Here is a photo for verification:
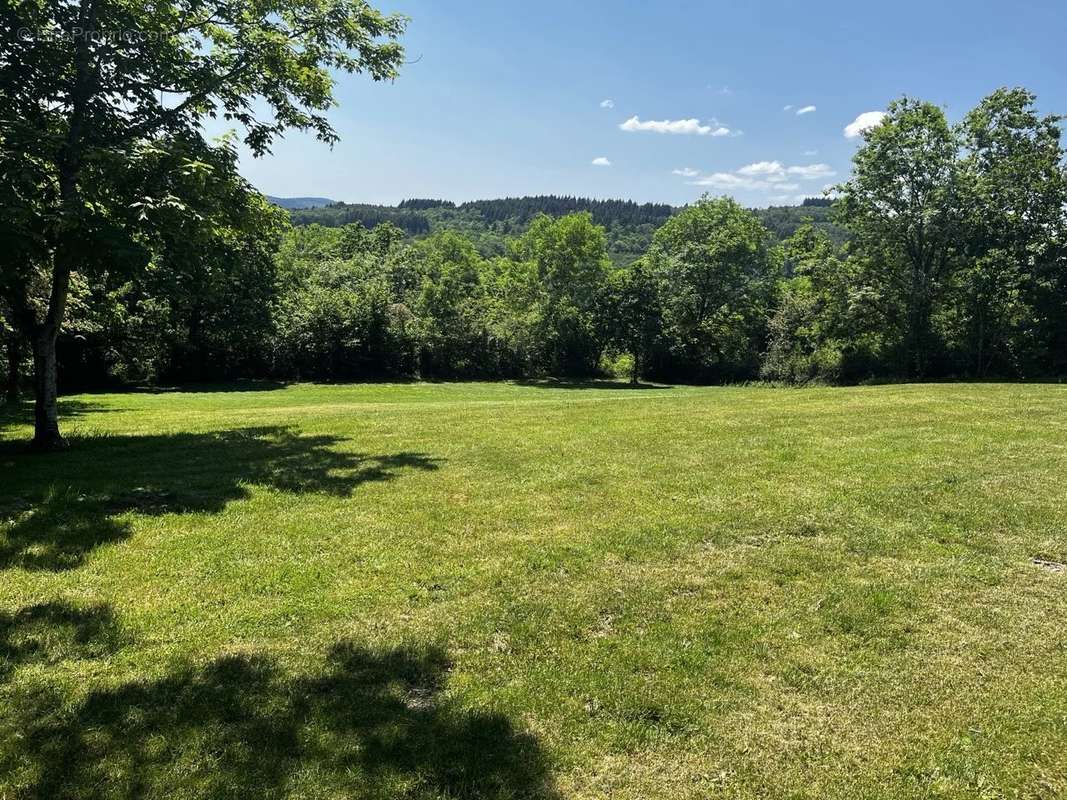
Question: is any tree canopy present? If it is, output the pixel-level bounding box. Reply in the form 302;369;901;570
0;0;407;446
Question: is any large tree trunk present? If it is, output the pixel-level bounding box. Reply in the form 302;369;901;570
5;333;19;405
908;289;933;379
32;324;65;449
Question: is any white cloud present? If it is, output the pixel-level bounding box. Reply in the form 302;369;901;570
738;160;785;177
687;171;799;192
679;160;833;193
803;149;818;156
845;110;887;138
600;99;614;109
733;161;834;182
672;167;699;177
796;105;816;115
689;172;756;189
737;162;773;176
591;156;611;167
619;116;733;136
786;163;836;180
783;104;794;112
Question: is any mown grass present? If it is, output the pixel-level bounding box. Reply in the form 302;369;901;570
1;381;1065;799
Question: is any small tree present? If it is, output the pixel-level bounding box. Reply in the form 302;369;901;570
598;260;662;383
761;224;849;384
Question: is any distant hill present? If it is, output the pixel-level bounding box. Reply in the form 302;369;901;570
291;195;671;229
756;202;849;246
285;194;849;261
267;196;337;210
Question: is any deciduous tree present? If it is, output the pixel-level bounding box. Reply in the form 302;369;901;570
649;196;777;381
836;99;961;377
0;0;406;447
953;88;1067;376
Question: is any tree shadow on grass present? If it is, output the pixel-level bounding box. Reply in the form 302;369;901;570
514;378;672;390
118;379;291;394
0;601;125;681
0;427;441;571
0;399;120;433
0;602;557;799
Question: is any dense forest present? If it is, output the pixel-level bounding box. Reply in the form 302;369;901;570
287;194;845;262
4;88;1066;428
294;195;673;229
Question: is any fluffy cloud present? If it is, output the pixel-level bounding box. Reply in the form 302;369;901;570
600;99;614;109
689;172;757;189
786;163;835;179
732;161;835;181
783;104;794;112
688;172;800;192
679;161;834;193
738;160;785;176
672;167;699;177
619;116;733;136
845;111;887;138
591;156;612;167
796;105;816;115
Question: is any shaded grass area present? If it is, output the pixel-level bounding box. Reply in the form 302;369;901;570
1;609;552;799
0;427;438;571
1;381;1066;798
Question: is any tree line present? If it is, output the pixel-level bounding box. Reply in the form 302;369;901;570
459;196;675;227
290;195;679;262
287;194;843;266
293;196;674;233
290;203;432;235
7;86;1064;398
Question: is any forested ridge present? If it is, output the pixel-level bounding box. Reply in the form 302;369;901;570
295;195;674;228
286;194;845;260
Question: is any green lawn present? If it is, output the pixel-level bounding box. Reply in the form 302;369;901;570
1;381;1065;799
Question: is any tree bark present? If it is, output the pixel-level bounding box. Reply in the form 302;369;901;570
32;324;66;449
5;333;19;405
21;0;96;449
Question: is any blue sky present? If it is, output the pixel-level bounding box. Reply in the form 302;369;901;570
234;0;1067;208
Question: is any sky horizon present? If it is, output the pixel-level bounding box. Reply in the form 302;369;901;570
226;0;1067;208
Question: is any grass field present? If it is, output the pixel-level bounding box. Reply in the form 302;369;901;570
1;381;1066;799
